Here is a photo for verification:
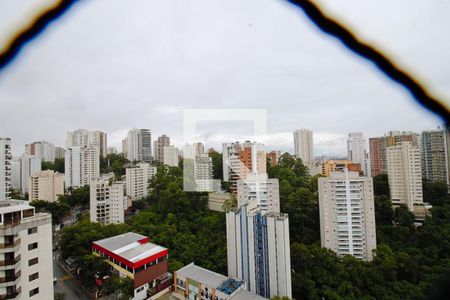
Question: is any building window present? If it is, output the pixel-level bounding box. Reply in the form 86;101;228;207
29;257;39;266
28;227;38;234
29;288;39;297
29;272;39;281
28;242;38;251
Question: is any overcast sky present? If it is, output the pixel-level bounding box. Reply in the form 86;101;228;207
0;0;448;157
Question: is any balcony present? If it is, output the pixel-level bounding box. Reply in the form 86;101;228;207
0;271;21;284
0;286;21;300
0;239;20;250
0;255;21;267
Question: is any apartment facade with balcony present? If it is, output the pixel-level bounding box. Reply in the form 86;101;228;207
318;170;377;261
0;138;12;201
0;200;53;299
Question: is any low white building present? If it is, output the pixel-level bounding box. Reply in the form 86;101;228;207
173;263;266;300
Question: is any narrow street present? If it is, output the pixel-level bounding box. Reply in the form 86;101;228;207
53;250;92;299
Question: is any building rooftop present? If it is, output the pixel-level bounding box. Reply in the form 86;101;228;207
177;263;228;289
231;289;267;300
174;263;263;298
93;232;167;268
0;200;33;213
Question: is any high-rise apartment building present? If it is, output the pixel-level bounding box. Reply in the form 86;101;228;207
90;179;126;224
318;170;377;261
28;170;64;202
65;146;100;188
194;154;215;191
11;155;42;194
127;129;152;162
386;141;423;211
0;200;54;299
226;205;291;298
0;138;12;201
66;129;107;158
154;134;170;162
55;147;65;159
25;141;55;163
237;174;280;213
223;142;266;194
163;145;179;167
122;137;128;157
422;129;449;184
347;132;371;176
369;131;420;177
125;163;157;201
293;129;313;163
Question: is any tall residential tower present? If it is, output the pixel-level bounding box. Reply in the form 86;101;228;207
318;170;377;261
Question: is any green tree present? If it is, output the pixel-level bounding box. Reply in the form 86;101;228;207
373;174;389;196
209;150;223;180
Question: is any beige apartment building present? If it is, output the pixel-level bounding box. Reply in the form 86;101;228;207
386;141;423;212
318;170;377;261
28;170;64;202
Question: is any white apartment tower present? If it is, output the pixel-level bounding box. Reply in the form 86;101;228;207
421;129;449;184
66;129;107;158
163;145;179;167
0;138;12;201
347;132;371;176
387;141;423;211
127;129;152;162
194;154;215;192
125;163;157;201
65;146;100;188
11;155;42;194
25;141;55;163
90;180;126;224
226;206;291;298
237;174;280;213
318;170;377;261
0;200;54;299
293;129;313;163
28;170;64;202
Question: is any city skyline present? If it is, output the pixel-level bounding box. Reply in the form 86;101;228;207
0;0;447;157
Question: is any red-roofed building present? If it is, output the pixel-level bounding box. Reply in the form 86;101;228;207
93;232;172;299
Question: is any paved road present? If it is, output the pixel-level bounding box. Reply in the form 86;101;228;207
53;250;92;300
